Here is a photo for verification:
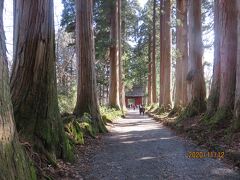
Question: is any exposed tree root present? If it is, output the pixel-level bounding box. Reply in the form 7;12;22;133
203;107;233;128
177;99;206;122
168;106;183;117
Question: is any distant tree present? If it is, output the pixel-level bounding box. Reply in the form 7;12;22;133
206;0;220;116
11;0;71;159
147;32;153;105
74;0;106;132
152;0;157;103
109;0;121;109
118;0;126;110
61;0;75;32
56;30;76;95
159;0;164;106
160;0;172;109
61;0;143;106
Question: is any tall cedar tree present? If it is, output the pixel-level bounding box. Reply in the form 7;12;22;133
160;0;164;106
186;0;206;115
118;0;126;110
0;1;36;179
206;0;220;116
160;0;172;109
11;0;71;159
212;0;237;123
174;0;188;108
147;33;153;105
152;0;157;103
235;0;240;129
109;0;121;109
74;0;106;132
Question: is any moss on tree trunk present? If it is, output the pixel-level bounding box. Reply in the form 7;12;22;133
0;1;36;177
207;0;237;126
11;0;72;161
0;138;36;180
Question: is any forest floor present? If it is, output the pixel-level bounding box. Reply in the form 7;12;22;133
57;110;240;179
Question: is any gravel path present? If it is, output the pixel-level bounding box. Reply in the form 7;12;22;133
83;110;240;180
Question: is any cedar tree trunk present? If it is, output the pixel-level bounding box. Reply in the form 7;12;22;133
0;1;36;178
152;0;157;103
11;0;71;160
74;0;106;132
109;0;121;109
235;0;240;129
118;0;126;110
186;0;206;115
147;33;153;105
218;0;237;111
160;0;172;109
175;0;188;108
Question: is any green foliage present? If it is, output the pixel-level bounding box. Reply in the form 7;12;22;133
61;0;75;32
65;120;84;144
100;106;123;123
81;113;98;137
201;0;214;48
58;85;77;113
60;0;149;96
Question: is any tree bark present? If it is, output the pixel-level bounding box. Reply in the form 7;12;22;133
74;0;106;132
109;0;121;109
152;0;157;103
234;0;240;129
206;0;220;115
160;0;172;109
160;0;164;106
118;0;126;110
0;1;36;178
186;0;206;115
218;0;237;110
181;0;188;107
147;33;153;105
164;0;172;108
11;0;71;160
175;0;188;108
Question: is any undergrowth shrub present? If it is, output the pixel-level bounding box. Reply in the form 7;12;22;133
100;106;123;123
58;85;77;114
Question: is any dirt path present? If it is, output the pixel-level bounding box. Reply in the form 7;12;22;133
80;110;240;180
